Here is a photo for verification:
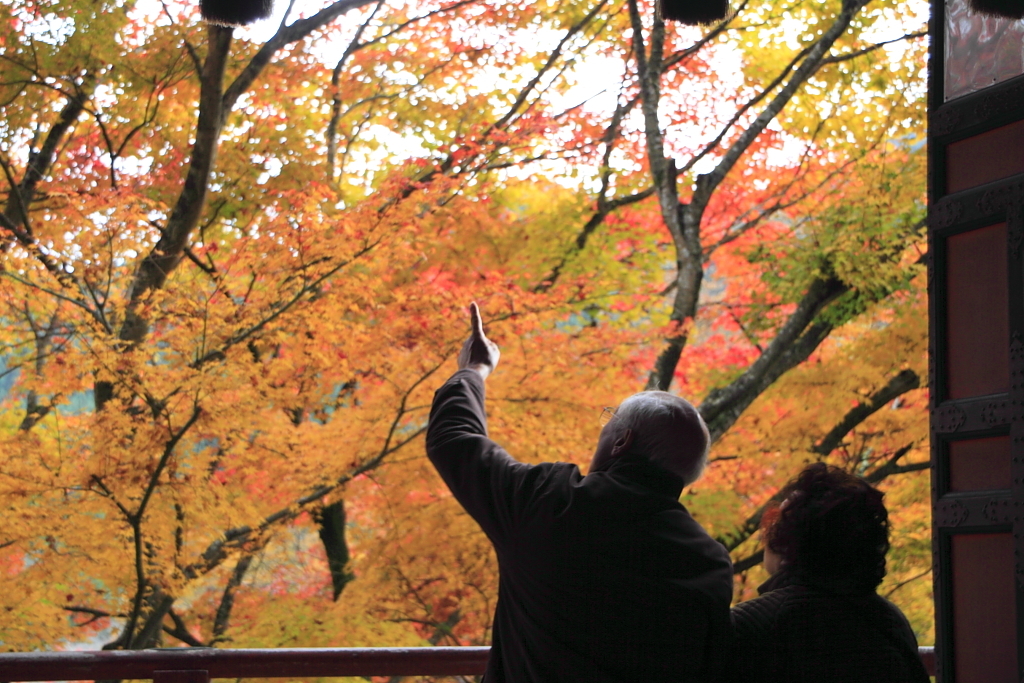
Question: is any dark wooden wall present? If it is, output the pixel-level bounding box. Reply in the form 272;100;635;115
928;1;1024;678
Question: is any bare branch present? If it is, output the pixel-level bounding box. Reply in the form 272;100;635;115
327;0;386;180
89;475;134;520
821;31;927;65
690;0;869;209
489;0;611;134
883;567;931;599
2;74;94;236
134;407;203;524
813;370;920;455
165;609;207;647
115;26;232;346
64;605;118;627
222;0;381;113
212;554;254;641
700;276;847;439
676;42;814;180
864;443;927;484
732;549;764;574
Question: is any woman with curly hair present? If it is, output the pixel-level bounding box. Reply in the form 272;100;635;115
727;463;930;683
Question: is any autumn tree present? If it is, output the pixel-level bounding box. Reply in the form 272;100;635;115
0;0;931;655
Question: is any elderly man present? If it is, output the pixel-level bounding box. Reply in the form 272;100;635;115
425;303;733;683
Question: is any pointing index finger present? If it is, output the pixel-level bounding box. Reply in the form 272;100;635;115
470;302;485;338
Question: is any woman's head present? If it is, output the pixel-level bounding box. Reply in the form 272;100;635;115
763;463;890;590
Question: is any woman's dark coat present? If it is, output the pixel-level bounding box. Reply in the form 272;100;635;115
728;571;931;683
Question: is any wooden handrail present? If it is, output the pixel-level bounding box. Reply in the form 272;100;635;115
0;647;490;681
0;645;936;681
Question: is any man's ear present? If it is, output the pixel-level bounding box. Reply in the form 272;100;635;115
611;428;634;456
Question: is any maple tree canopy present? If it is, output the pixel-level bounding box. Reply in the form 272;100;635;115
0;0;932;653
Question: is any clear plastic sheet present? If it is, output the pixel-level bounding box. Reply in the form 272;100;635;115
945;0;1024;101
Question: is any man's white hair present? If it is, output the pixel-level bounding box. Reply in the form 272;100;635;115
614;391;709;486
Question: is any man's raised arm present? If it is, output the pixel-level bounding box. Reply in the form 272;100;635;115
426;303;520;542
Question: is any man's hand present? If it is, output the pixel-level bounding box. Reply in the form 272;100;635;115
457;302;500;379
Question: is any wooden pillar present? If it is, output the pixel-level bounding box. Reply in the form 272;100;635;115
928;0;1024;680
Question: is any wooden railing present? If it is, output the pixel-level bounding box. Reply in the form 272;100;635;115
0;645;936;681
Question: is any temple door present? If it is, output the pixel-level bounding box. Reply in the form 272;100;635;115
928;1;1024;680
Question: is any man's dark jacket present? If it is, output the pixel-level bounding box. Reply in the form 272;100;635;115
727;570;930;683
426;370;734;683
